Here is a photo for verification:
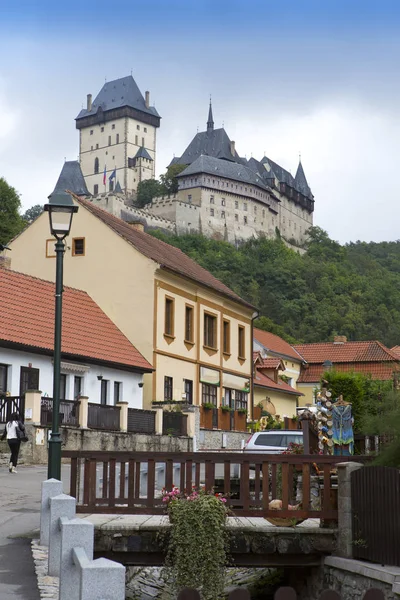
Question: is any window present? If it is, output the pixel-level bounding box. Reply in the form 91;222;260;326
164;376;173;401
262;209;265;218
221;211;225;218
0;364;8;393
114;381;122;404
135;135;138;145
91;146;93;150
96;143;99;149
94;157;99;174
108;135;111;146
142;137;145;146
210;196;214;204
238;325;246;358
144;127;147;133
244;216;248;224
254;205;257;213
223;320;230;354
165;297;174;336
137;124;140;130
204;313;217;348
100;380;109;405
221;198;225;206
116;133;119;143
90;130;93;135
101;127;104;132
210;208;214;216
74;376;82;399
235;391;248;411
46;239;56;258
244;203;248;211
72;238;85;256
60;374;67;399
202;383;217;406
235;201;239;209
185;305;194;343
93;184;98;195
235;214;238;221
184;379;193;404
188;194;192;203
109;180;114;192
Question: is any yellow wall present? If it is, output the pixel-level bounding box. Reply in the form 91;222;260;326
282;359;302;388
296;384;316;406
254;385;298;420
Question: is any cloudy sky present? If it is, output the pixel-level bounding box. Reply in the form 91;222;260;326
1;0;400;243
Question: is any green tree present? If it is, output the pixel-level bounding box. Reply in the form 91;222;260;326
0;178;25;245
136;179;163;208
22;204;44;223
361;390;400;466
160;164;187;195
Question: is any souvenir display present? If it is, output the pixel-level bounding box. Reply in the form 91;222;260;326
315;388;334;454
332;395;354;456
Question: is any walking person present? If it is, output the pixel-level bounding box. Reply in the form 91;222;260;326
1;412;25;473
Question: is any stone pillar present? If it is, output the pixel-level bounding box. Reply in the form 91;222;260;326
116;402;128;432
59;517;94;600
336;461;363;558
40;478;63;546
154;406;163;435
182;406;195;437
24;390;42;425
78;396;89;429
48;494;76;576
72;547;126;600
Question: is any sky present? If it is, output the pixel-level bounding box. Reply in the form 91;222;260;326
1;0;400;243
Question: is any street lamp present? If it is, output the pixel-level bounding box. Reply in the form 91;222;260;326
44;192;78;479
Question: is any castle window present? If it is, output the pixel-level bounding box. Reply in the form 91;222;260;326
109;180;114;192
137;125;140;130
72;238;85;257
94;157;99;174
141;137;144;146
221;198;225;206
235;201;239;209
210;196;214;204
90;130;93;135
112;124;115;129
212;179;215;184
108;136;111;146
188;194;192;203
235;214;238;221
144;127;147;133
294;222;296;230
101;127;104;132
135;135;138;145
254;205;257;213
244;216;248;224
93;184;98;195
244;203;248;211
91;146;93;151
96;143;99;149
221;211;225;218
210;208;215;216
262;209;265;218
289;220;291;227
283;217;286;224
116;134;119;143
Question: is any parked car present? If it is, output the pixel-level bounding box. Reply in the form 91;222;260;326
243;430;304;454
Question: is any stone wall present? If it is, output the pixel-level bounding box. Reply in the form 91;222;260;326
198;429;249;450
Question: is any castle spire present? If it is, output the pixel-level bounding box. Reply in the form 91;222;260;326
295;158;311;195
207;98;214;132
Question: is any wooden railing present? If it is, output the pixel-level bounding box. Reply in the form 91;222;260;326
0;396;24;423
87;403;120;431
63;450;366;520
40;397;79;427
128;408;155;434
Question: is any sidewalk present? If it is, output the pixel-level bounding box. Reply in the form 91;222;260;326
0;464;68;599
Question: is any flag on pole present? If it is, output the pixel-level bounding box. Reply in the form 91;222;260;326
109;168;116;181
103;165;107;186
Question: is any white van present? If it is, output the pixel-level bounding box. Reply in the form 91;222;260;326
243;430;303;454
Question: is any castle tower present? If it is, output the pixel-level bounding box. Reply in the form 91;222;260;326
75;75;161;199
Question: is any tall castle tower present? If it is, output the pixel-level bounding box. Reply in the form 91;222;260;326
75;75;161;199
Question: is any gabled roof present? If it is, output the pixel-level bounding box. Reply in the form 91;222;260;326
72;196;255;310
76;75;160;120
293;340;400;364
391;346;400;358
295;160;311;196
170;127;242;166
177;155;269;192
260;156;313;200
259;357;285;370
254;328;304;362
49;161;90;199
134;146;153;161
0;268;152;372
297;362;398;383
254;370;303;396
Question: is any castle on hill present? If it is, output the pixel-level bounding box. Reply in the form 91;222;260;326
52;75;314;247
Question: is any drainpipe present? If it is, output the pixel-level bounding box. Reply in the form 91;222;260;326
250;310;260;422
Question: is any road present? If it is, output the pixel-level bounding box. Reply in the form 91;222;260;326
0;465;69;599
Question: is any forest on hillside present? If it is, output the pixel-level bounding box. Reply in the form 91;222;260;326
150;227;400;348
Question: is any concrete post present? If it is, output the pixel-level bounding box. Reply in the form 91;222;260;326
336;461;363;558
182;406;196;438
78;396;89;429
40;478;63;546
116;401;128;432
48;494;76;576
59;518;94;600
154;406;163;435
24;390;42;425
73;547;126;600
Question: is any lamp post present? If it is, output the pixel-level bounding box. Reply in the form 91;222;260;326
44;192;78;480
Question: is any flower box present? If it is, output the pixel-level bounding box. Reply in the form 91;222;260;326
219;408;231;431
253;406;262;421
200;406;213;429
234;411;247;432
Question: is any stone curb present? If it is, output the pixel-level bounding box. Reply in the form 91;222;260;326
31;539;59;600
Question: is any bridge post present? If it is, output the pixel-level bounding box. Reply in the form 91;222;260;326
48;494;76;576
336;461;363;558
40;478;63;545
59;517;94;600
78;396;89;428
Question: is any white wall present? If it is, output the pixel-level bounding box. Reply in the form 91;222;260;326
0;347;144;409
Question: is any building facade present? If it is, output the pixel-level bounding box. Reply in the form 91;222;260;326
76;75;160;199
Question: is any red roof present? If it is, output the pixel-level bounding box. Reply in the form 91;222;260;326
297;362;398;383
0;268;152;372
391;346;400;359
254;328;303;361
294;340;399;364
254;370;303;396
74;196;254;310
261;358;283;370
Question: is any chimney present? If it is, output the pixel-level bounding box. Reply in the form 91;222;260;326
145;91;150;109
87;94;92;111
333;335;347;344
127;221;145;232
230;140;236;156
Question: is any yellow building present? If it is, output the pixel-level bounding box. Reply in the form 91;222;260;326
8;194;255;427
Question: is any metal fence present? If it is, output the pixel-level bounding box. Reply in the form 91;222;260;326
127;408;155;434
0;396;24;424
352;465;400;566
87;403;120;431
40;397;79;427
163;411;188;436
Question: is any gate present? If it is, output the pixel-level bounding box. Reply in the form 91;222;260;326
352;466;400;566
0;396;24;423
162;412;188;436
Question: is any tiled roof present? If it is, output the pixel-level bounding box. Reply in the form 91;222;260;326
254;328;304;361
170;127;241;166
74;196;254;310
297;362;399;383
0;268;152;372
293;340;400;364
261;358;283;370
49;161;90;199
391;346;400;358
254;370;303;396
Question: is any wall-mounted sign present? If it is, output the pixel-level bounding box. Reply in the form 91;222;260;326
200;366;220;386
223;373;250;392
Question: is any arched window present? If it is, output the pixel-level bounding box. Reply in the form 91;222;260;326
94;157;99;174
